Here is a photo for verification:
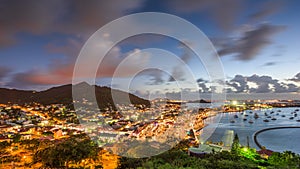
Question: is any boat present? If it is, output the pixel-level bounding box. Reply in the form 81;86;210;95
248;120;254;124
276;113;279;115
267;116;272;118
270;111;274;114
271;117;277;121
230;120;235;123
264;112;268;116
244;114;249;117
294;114;297;117
295;109;299;111
249;111;253;114
281;115;286;117
263;119;270;122
297;119;300;122
254;113;259;119
243;118;247;121
234;115;238;118
277;110;282;112
289;117;294;120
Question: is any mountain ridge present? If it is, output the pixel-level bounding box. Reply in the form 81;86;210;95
0;83;150;110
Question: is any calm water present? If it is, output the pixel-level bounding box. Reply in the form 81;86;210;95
200;107;300;154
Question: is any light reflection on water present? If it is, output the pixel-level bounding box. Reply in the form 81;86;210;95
201;107;300;154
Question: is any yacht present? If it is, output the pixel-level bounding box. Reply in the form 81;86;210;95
263;119;270;122
254;113;259;119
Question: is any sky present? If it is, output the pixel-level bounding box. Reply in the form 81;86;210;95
0;0;300;100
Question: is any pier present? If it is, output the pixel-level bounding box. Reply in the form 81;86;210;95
253;126;300;149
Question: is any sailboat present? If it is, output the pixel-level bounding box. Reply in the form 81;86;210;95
254;113;259;119
248;117;254;124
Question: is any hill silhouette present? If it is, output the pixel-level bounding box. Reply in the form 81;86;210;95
0;82;150;110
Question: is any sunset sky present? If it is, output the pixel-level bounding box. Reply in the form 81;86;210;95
0;0;300;100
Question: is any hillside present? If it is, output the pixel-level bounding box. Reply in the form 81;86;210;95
0;82;150;110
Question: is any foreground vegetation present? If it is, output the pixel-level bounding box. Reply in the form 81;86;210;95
1;134;300;168
118;149;300;169
118;136;300;169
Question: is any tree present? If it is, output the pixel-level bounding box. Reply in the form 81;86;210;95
33;138;99;168
231;133;240;154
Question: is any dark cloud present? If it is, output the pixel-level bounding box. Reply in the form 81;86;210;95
197;78;208;83
0;67;10;79
218;24;286;60
167;0;242;31
249;1;282;22
8;45;151;88
198;83;210;93
0;67;11;84
168;66;185;82
227;74;300;93
289;73;300;82
168;42;193;82
0;0;144;47
262;62;277;67
6;71;53;90
139;69;166;85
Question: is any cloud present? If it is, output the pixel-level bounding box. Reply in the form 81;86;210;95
249;1;282;22
0;66;11;86
227;74;300;93
8;37;151;88
218;24;286;60
261;62;277;67
0;67;11;80
167;0;242;31
289;73;300;82
168;66;186;82
227;75;248;93
168;42;193;82
0;0;144;47
139;69;166;85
